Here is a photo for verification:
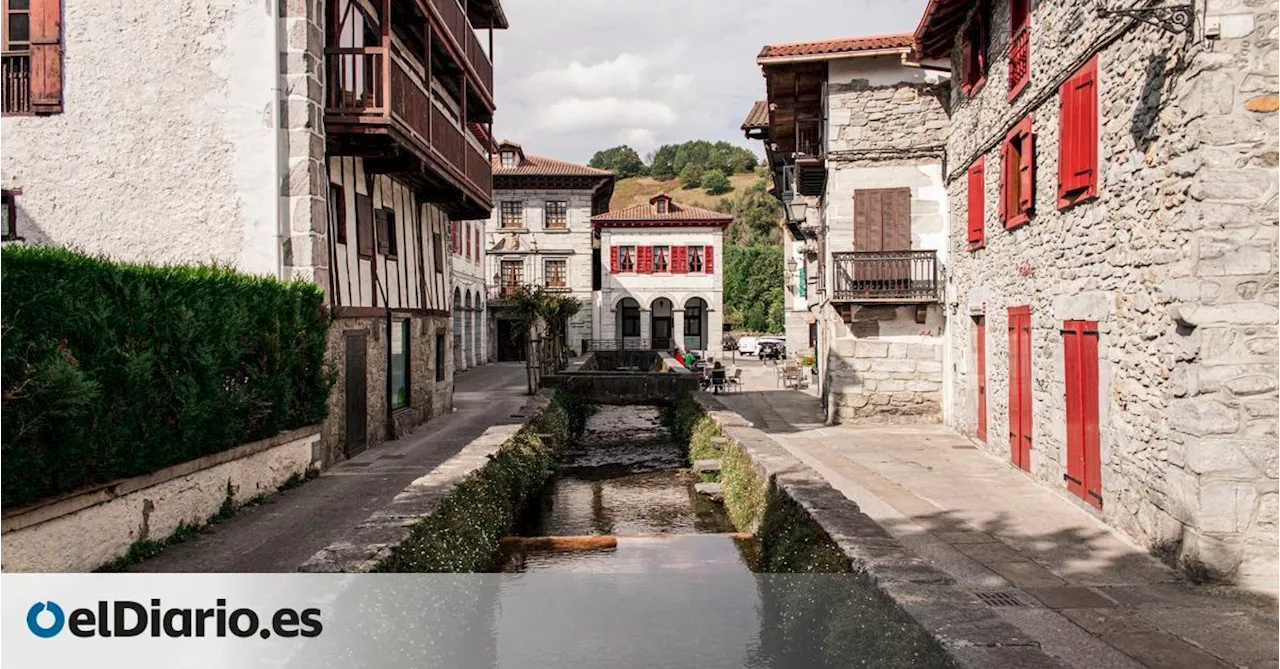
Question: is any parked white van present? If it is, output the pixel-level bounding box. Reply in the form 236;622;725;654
737;336;759;356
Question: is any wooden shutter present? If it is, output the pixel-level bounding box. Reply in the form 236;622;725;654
671;246;687;274
1017;118;1035;216
30;0;63;113
885;188;911;251
1063;320;1102;507
1008;306;1033;471
704;245;714;273
975;317;987;442
999;141;1011;225
1058;57;1098;208
356;193;374;257
854;191;871;251
854;188;910;251
637;246;652;273
375;209;390;254
967;160;985;246
960;37;974;92
610;245;619;273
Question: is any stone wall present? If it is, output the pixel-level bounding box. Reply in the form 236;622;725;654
826;306;946;424
941;0;1277;592
321;313;453;464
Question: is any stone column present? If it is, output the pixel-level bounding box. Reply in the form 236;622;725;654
639;308;651;344
708;307;724;358
673;309;685;351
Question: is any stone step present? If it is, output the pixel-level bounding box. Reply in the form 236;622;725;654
694;482;724;501
693;459;722;473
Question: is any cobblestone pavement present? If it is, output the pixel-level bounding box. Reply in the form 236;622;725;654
715;358;1278;669
131;363;532;573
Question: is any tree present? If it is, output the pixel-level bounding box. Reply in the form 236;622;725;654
649;145;677;180
678;164;703;190
504;286;582;393
723;245;784;334
588;145;646;178
722;171;783;246
701;169;731;195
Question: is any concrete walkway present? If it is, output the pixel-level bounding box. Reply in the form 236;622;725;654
716;359;1278;669
133;362;533;572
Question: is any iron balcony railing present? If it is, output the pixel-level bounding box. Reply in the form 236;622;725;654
795;119;824;158
1008;25;1030;95
831;250;940;302
586;339;674;352
2;52;31;114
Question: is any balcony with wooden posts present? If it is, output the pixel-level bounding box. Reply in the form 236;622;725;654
324;0;505;219
830;250;940;303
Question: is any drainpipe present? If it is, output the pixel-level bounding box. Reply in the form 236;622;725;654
272;0;287;280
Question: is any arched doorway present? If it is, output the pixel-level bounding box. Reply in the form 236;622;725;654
472;290;482;366
683;297;707;352
453;288;463;369
616;298;640;346
650;298;673;350
463;291;472;369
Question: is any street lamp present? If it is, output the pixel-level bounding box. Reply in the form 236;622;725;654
786;198;807;224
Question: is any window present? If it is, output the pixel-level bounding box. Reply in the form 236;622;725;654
355;193;374;258
685;304;703;337
501;259;523;295
1058;56;1099;210
612;245;635;272
474;227;481;261
464;221;471;260
621;302;641;337
433;231;443;272
500;150;517;168
960;1;988;94
500;201;523;228
1000;116;1035;229
329;184;347;244
1008;0;1031;99
687;246;704;273
653;245;670;272
2;0;62;114
655;198;668;214
1062;320;1101;508
377;208;397;257
967;159;985;250
545;200;568;229
390;319;409;409
545;259;567;288
853;188;911;251
2;188;19;241
636;245;653;273
670;246;687;274
435;333;445;382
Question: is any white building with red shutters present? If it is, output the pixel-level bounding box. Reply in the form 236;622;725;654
591;194;731;357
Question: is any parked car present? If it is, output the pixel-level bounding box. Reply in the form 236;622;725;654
757;340;783;362
737;336;759;356
758;337;786;357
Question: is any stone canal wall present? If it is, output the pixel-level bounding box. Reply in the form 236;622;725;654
545;351;700;404
687;394;1066;669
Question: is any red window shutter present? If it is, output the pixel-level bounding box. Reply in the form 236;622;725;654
998;143;1010;225
30;0;63;113
1063;320;1102;508
1017;118;1035;217
1058;57;1098;208
671;246;687;274
638;246;652;273
704;245;714;273
967;160;985;246
610;245;620;273
960;37;974;92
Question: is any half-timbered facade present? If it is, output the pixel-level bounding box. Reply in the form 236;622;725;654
483;141;614;361
917;0;1277;592
592;194;730;357
747;34;952;424
2;0;508;464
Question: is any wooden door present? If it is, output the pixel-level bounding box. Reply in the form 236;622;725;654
853;188;912;283
975;316;987;442
652;316;672;349
344;332;368;458
1063;321;1101;507
1007;307;1032;471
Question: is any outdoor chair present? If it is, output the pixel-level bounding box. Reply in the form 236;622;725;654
710;369;727;394
726;367;743;392
783;362;800;389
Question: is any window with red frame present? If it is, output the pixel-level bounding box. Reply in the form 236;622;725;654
960;1;988;94
1000;116;1035;228
966;159;985;249
1058;56;1098;209
1008;0;1031;99
612;245;635;272
653;245;669;272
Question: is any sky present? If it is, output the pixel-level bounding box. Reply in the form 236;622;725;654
488;0;931;165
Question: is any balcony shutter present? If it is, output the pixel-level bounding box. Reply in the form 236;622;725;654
610;245;619;273
356;193;374;257
887;188;911;251
960;37;974;91
671;246;687;274
30;0;63;113
1017;120;1035;216
375;209;390;254
704;245;714;273
1058;57;1098;206
999;142;1011;225
967;160;985;245
638;246;652;273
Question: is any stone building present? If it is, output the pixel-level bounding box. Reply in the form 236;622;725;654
916;0;1277;592
484;141;615;361
2;0;509;464
745;34;953;423
592;194;730;358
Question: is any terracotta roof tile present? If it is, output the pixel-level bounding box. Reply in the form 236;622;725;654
492;154;613;177
593;195;733;226
758;33;914;60
742;100;770;129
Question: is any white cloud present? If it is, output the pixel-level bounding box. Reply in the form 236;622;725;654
536;97;678;132
525;53;649;97
617;128;659;152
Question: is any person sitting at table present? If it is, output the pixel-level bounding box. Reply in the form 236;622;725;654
710;362;726;395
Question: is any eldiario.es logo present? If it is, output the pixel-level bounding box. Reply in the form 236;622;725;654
26;599;322;639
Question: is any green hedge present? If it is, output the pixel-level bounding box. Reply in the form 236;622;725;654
1;245;333;508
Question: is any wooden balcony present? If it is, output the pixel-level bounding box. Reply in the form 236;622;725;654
2;52;30;115
325;46;492;217
1008;26;1030;98
793;118;826;196
426;0;493;103
831;250;940;303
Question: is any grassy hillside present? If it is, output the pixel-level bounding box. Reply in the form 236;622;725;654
610;173;758;210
